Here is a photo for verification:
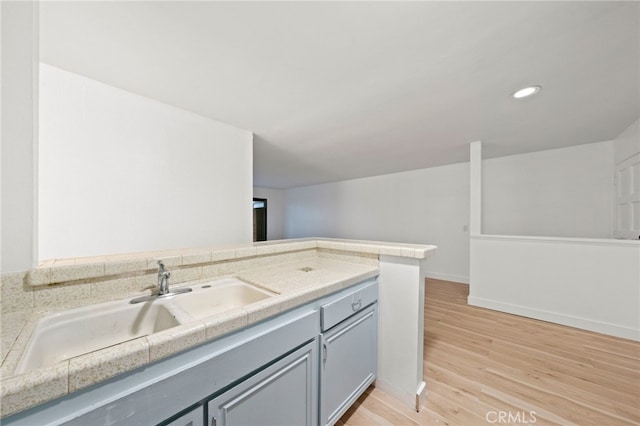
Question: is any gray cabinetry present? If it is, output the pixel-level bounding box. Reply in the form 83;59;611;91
207;339;318;426
320;282;378;426
165;406;204;426
3;279;377;426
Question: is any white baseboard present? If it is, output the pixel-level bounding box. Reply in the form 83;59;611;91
425;271;469;284
468;296;640;342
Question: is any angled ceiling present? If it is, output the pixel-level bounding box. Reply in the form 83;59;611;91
40;1;639;188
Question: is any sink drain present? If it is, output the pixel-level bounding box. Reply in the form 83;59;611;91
299;267;313;272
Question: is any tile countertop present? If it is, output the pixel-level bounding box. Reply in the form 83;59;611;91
0;256;377;417
0;238;436;418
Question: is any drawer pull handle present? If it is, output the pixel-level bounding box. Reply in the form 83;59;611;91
351;300;362;311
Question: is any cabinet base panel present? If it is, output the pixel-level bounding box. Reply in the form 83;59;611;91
373;379;426;413
415;381;426;412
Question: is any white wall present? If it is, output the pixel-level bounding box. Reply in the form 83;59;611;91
470;235;640;340
39;64;253;260
285;140;618;283
483;141;615;238
614;119;639;165
253;187;285;240
469;140;640;341
285;163;470;283
1;2;39;273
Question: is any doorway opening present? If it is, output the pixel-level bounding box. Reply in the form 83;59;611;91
253;198;267;242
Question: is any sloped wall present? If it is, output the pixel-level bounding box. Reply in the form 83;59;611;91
39;64;253;260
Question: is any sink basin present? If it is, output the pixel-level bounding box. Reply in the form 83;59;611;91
15;278;276;374
170;278;276;320
15;301;180;373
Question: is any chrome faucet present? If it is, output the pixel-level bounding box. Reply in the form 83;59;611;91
157;261;171;295
129;260;192;304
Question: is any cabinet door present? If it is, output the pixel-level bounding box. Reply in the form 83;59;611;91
320;304;377;426
165;406;204;426
208;339;318;426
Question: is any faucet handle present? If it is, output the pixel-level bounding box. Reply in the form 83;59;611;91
157;260;166;272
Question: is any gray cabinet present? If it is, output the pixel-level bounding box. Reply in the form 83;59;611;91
207;339;318;426
320;282;378;426
3;279;377;426
165;406;204;426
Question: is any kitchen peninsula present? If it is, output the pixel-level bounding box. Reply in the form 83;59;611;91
1;238;436;425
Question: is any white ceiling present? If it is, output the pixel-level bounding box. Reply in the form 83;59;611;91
40;1;639;188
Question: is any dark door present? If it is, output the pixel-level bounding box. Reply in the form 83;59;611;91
253;198;267;242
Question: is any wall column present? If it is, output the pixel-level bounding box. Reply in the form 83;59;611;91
376;255;427;411
1;1;39;273
468;141;482;297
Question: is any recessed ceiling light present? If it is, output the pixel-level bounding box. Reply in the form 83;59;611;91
512;85;541;99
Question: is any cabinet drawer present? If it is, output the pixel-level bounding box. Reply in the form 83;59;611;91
321;280;377;331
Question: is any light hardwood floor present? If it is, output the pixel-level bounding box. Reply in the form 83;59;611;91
339;279;640;425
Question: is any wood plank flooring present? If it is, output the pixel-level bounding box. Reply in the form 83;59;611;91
339;279;640;425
